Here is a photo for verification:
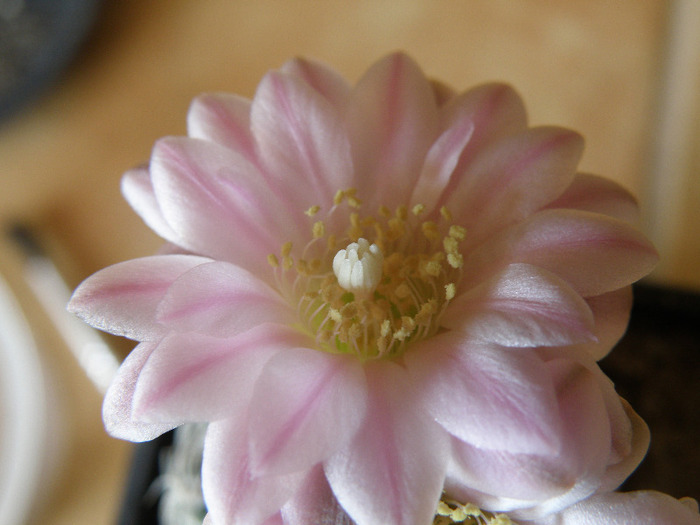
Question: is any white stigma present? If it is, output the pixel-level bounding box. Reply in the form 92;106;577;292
332;238;383;297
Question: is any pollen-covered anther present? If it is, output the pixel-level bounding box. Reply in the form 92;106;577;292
332;238;384;297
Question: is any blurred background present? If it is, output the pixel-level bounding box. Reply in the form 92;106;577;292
0;1;698;524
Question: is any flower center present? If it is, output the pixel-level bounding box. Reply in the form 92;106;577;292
268;189;465;361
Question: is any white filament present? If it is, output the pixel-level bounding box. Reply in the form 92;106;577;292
332;238;383;297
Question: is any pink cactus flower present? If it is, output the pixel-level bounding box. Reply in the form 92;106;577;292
69;53;659;525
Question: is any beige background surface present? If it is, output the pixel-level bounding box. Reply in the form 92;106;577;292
0;2;697;524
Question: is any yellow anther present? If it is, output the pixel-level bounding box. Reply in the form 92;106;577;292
312;221;325;238
333;189;345;205
267;254;279;267
451;507;467;521
422;221;440;240
424;260;442;277
305;205;321;217
347;196;362;208
380;319;391;337
436;501;452;516
445;283;456;301
447;252;463;269
412;203;426;216
443;236;459;254
281;241;293;257
283;256;294;270
395;205;408;220
415;300;437;324
393;316;416;341
449;224;467;241
329;308;343;323
440;206;453;221
347;323;362;339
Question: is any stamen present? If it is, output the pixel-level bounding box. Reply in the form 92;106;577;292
312;221;325;238
305;205;321;217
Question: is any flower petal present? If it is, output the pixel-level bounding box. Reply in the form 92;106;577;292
407;333;561;455
121;167;179;243
203;416;306;525
249;348;367;476
448;126;584;247
251;69;353;208
583;286;633;360
150;137;289;275
423;83;528;210
68;254;211;340
410;111;475;212
102;340;177;441
447;358;611;504
534;491;700;525
281;466;354;525
156;261;295;337
325;360;449;525
597;399;650;493
280;56;352;111
187;93;258;164
346;52;438;208
131;324;308;423
442;263;595;347
463;209;659;297
545;172;641;226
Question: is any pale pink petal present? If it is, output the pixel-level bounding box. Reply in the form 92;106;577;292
462;209;659;297
187;93;258;164
407;333;561;455
597;399;650;493
545;172;641;225
535;346;645;477
530;491;700;525
325;360;449;525
156;261;295;337
582;286;633;360
439;82;527;149
346;52;438;208
442;263;595;347
280;56;352;111
427;83;528;209
249;348;367;476
150;137;293;275
410;112;475;212
121;167;179;243
202;416;306;525
102;341;177;441
251;70;353;208
448;127;583;247
131;324;309;423
68;254;211;340
281;466;354;525
206;512;285;525
447;358;611;503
